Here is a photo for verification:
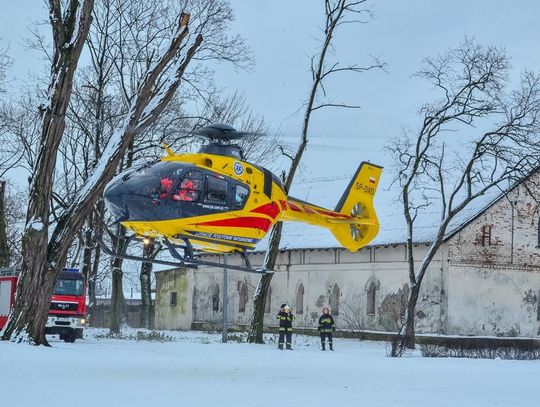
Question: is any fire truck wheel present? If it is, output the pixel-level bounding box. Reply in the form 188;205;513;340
64;330;77;343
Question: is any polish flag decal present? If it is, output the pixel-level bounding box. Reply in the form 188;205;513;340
369;176;376;184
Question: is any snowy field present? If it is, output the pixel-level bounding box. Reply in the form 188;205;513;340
0;329;538;407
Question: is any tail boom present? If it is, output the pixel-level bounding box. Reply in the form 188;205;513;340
280;162;382;252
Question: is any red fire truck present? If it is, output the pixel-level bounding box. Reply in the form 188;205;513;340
0;268;87;342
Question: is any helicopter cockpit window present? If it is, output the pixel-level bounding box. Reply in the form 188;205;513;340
159;177;174;199
146;161;186;202
172;171;203;202
205;175;228;205
234;185;249;208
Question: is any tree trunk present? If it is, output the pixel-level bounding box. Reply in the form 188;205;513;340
2;6;201;345
2;229;55;344
247;222;283;343
110;257;125;333
247;272;273;343
389;276;421;356
81;212;94;315
140;240;154;329
88;242;101;326
0;180;9;267
403;284;420;349
110;224;126;333
0;0;94;344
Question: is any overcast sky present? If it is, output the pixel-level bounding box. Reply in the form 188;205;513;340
2;0;540;187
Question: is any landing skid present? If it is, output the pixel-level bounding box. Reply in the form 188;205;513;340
97;236;269;274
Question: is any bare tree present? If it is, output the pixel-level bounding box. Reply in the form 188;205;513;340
46;0;251;333
0;44;10;91
92;0;251;333
387;38;540;355
1;0;204;344
247;0;384;343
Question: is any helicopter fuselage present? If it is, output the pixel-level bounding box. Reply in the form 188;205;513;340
105;149;382;255
105;152;292;253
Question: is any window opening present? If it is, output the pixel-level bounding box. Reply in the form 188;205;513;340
172;171;202;202
205;175;228;205
239;282;248;313
170;292;177;306
330;283;340;316
296;283;304;315
481;225;492;246
212;284;220;312
264;286;272;314
234;184;249;208
367;282;376;315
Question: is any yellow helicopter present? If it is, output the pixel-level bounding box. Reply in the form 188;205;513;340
102;124;382;273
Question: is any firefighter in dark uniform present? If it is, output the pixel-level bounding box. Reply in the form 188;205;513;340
318;307;335;351
277;304;295;350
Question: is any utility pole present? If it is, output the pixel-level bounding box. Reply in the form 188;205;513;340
221;254;228;343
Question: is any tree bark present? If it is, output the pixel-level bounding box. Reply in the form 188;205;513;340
0;180;9;267
109;224;127;333
1;0;94;345
2;7;202;345
140;239;155;329
247;222;283;342
403;284;420;349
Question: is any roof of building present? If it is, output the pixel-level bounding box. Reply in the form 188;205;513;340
255;168;523;251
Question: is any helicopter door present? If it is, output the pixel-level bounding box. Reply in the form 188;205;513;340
262;168;272;199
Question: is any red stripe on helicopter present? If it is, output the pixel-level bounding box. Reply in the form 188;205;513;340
313;208;350;219
250;202;280;219
288;201;349;219
288;202;302;212
196;217;273;232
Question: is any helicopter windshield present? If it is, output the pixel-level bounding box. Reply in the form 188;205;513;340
140;162;189;202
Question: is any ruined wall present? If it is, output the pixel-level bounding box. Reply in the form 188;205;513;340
446;264;540;336
180;245;446;334
154;268;194;330
448;171;540;267
445;171;540;336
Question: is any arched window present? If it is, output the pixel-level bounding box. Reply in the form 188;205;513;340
239;282;248;313
264;286;272;314
212;284;220;312
192;288;199;320
330;283;340;316
367;282;377;315
296;283;304;315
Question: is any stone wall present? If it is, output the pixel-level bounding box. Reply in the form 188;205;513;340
154;268;193;330
168;244;445;334
445;172;540;336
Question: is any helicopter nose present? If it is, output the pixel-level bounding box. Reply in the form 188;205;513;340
104;180;129;222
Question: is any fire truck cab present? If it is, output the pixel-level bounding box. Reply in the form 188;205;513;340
0;268;87;343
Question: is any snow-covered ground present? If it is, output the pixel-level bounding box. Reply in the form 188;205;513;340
0;328;537;407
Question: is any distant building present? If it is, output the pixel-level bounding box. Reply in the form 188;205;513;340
154;172;540;338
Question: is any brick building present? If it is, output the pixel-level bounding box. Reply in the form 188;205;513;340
154;172;540;338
